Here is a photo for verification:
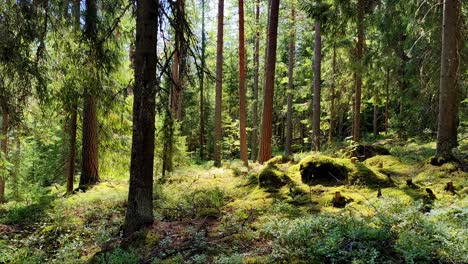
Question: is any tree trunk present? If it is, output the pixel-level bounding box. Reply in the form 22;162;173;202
373;85;378;137
436;0;461;159
251;0;260;161
238;0;248;166
199;0;206;160
0;112;8;204
329;43;336;144
80;0;99;187
67;105;77;194
123;0;158;237
312;20;321;151
285;7;295;157
353;0;364;142
258;0;280;164
385;68;390;135
171;0;185;121
213;0;224;167
12;130;20;201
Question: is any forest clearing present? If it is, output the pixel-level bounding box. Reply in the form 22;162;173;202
0;0;467;263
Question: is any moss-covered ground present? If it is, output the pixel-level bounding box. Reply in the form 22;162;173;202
1;140;467;263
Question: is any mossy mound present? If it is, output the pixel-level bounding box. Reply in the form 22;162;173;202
299;155;391;188
258;166;291;191
265;155;292;166
364;155;412;177
341;144;390;161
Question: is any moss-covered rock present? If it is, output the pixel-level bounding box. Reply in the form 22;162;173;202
258;166;290;191
364;155;412;177
265;155;292;166
341;144;390;161
298;155;392;187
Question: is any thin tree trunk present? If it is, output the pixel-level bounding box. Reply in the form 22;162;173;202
251;0;260;161
312;20;321;151
13;130;20;201
373;85;378;137
353;0;364;142
436;0;461;159
213;0;224;167
329;43;336;144
0;112;8;203
238;0;248;166
199;0;206;160
385;68;390;135
285;7;295;157
258;0;280;164
124;0;158;237
67;105;77;194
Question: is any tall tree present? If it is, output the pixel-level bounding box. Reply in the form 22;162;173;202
199;0;206;160
251;0;260;161
124;0;158;236
258;0;280;164
285;6;295;157
171;0;185;120
436;0;461;159
312;19;322;151
329;43;337;143
213;0;224;167
352;0;365;142
80;0;99;187
0;112;8;203
238;0;248;166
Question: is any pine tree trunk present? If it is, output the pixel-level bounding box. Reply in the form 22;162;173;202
213;0;224;167
251;0;260;161
353;0;364;142
373;85;378;137
199;0;206;160
285;7;295;157
67;105;77;194
385;68;390;135
124;0;158;237
0;112;8;204
436;0;461;159
312;20;321;151
238;0;248;166
329;43;336;144
258;0;280;164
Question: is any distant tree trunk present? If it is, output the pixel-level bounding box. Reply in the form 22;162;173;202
285;7;295;157
396;34;409;139
353;0;364;142
0;112;8;204
199;0;206;160
124;0;158;236
329;43;336;144
80;0;99;187
312;20;321;151
238;0;248;166
67;105;77;194
373;85;378;137
171;0;185;121
258;0;280;164
251;0;260;161
436;0;461;159
385;68;390;135
213;0;224;167
12;130;20;201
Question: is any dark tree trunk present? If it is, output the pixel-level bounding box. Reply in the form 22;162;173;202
213;0;224;167
238;0;248;166
373;85;378;137
80;0;100;187
124;0;158;236
285;7;295;157
0;112;8;204
251;0;260;161
353;0;364;142
385;68;390;135
258;0;280;164
436;0;461;159
312;20;321;151
199;0;206;160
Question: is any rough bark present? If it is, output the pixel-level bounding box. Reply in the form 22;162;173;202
0;112;8;204
238;0;248;166
171;0;185;120
436;0;461;159
312;20;321;151
213;0;224;167
251;0;260;161
124;0;158;236
353;0;364;142
285;7;295;157
258;0;280;164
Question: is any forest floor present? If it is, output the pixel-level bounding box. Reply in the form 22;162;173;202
1;139;467;263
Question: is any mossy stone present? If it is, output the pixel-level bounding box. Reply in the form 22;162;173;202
341;144;390;161
258;166;290;191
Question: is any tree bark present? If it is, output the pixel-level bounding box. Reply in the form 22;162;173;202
285;7;295;157
385;68;390;135
353;0;364;142
373;85;378;137
213;0;224;167
312;20;321;151
436;0;461;159
199;0;206;160
171;0;185;121
0;112;8;204
238;0;248;166
124;0;158;236
258;0;280;164
251;0;260;161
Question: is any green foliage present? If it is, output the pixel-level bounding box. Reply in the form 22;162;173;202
258;166;290;191
94;248;140;264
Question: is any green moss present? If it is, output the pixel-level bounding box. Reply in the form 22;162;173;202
340;144;390;161
265;155;292;166
258;166;291;191
364;155;413;177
